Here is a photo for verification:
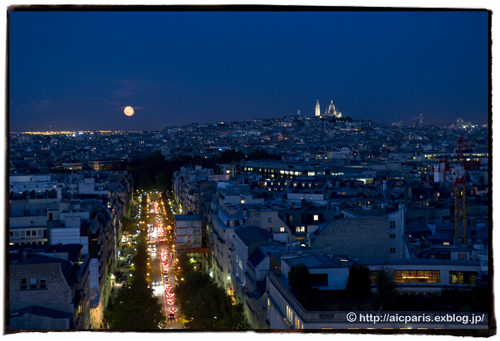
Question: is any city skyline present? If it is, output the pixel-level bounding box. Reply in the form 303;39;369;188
8;8;490;132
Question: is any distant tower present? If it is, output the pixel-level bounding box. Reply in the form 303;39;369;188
315;100;320;117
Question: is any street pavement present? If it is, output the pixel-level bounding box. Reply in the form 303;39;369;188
147;196;184;330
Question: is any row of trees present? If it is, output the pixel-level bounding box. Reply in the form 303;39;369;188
103;148;281;192
104;194;166;329
175;271;250;329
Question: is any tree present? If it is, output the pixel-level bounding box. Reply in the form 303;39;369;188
376;267;398;310
175;271;214;308
288;263;311;302
105;228;165;329
48;189;57;198
105;276;166;329
247;149;281;161
218;149;245;163
121;216;136;234
140;151;166;178
177;252;194;279
175;271;250;330
346;264;372;301
156;173;169;192
138;174;154;191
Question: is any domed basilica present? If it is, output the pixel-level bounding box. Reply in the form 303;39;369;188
315;100;342;118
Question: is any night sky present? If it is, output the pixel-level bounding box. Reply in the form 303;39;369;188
9;9;490;132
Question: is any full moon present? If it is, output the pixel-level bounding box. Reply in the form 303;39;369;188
124;106;134;116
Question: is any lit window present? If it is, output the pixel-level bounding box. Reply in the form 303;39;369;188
314;215;319;221
280;227;285;232
395;270;440;283
449;271;477;284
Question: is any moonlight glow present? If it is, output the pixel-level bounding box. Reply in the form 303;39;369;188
124;106;134;116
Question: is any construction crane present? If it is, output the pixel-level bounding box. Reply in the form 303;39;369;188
454;137;467;245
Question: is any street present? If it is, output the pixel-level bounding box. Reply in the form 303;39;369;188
147;192;184;329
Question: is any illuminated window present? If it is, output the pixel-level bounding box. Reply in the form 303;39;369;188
394;270;440;283
314;215;319;221
280;227;285;232
449;271;477;284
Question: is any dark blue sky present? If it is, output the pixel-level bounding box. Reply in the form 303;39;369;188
9;9;489;132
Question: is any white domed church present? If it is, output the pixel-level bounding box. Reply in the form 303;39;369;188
324;100;342;118
315;100;343;118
